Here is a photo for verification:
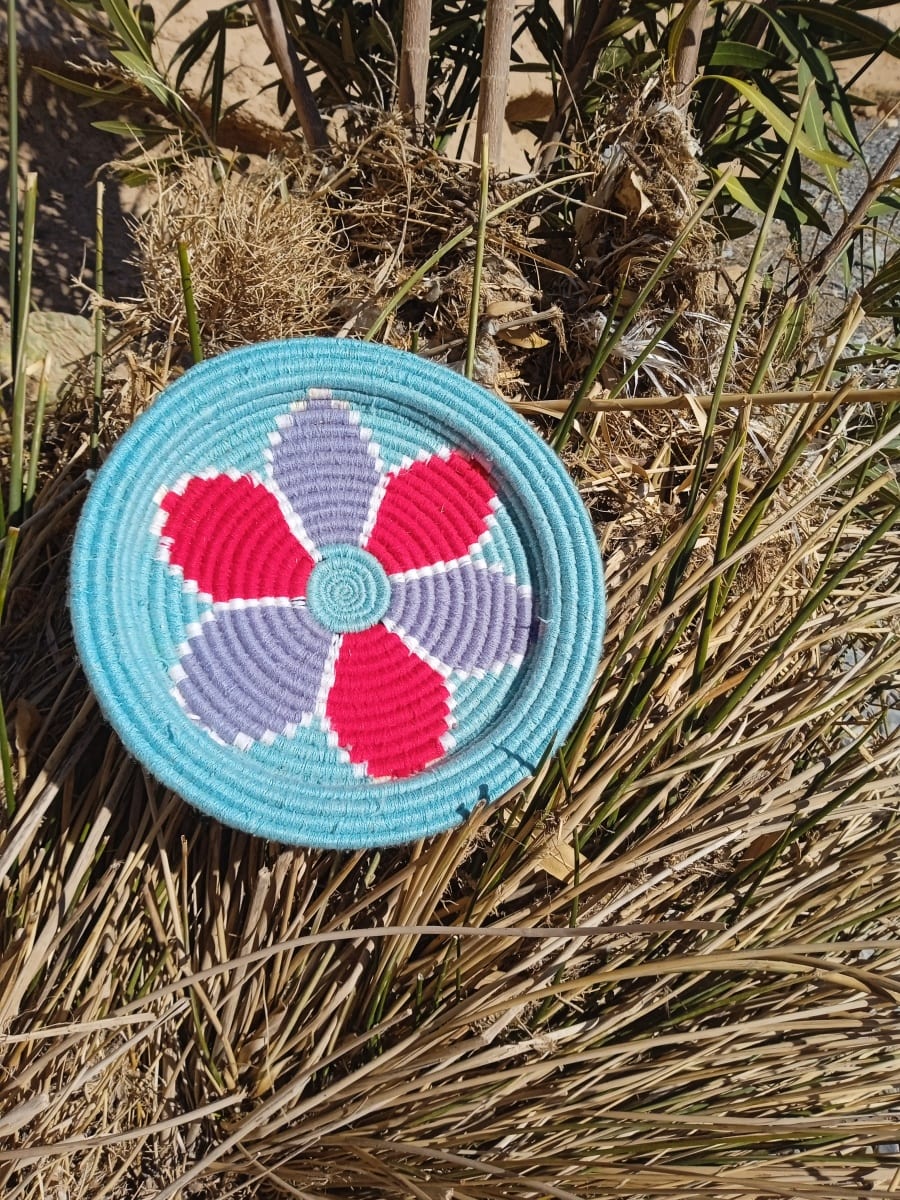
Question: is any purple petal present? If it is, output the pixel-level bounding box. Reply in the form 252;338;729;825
385;562;532;674
173;604;333;746
268;397;381;548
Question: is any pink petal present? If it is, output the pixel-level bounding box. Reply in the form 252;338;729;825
158;475;314;603
365;451;496;573
326;625;450;778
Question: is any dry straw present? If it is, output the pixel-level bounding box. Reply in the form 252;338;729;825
2;94;899;1200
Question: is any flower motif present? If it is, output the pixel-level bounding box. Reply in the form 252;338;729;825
152;391;532;779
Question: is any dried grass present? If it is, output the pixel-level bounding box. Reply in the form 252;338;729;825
2;97;900;1200
130;101;733;404
133;116;538;368
558;77;731;396
136;158;354;353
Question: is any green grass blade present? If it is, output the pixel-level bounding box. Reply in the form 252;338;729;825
365;224;473;341
604;302;687;404
178;239;204;365
465;134;490;380
91;182;105;468
8;172;37;525
25;353;51;508
0;526;18;624
7;0;19;356
0;523;19;815
0;685;15;816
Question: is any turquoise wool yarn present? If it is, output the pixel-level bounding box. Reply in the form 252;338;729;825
70;339;605;849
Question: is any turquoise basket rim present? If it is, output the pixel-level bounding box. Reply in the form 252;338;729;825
70;338;605;848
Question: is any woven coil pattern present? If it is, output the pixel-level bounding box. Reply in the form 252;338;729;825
70;339;605;848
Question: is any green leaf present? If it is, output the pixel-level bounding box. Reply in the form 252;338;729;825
707;42;777;71
705;75;850;168
91;118;164;137
784;3;900;58
33;66;125;103
137;2;154;44
758;8;864;156
340;10;356;64
717;171;830;233
715;214;758;240
808;45;863;154
158;0;201;30
868;193;900;218
719;173;766;215
597;14;644;41
112;49;174;108
797;61;841;198
173;14;223;91
99;0;154;60
221;97;248;121
209;24;227;141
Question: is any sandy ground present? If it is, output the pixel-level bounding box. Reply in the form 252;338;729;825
1;0;899;318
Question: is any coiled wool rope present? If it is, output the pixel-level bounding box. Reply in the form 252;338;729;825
70;339;605;848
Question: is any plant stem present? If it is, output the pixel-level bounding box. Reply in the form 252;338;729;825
465;135;490;380
25;354;51;509
536;0;617;172
0;516;18;812
8;173;37;526
178;239;203;365
672;0;708;110
398;0;432;129
476;0;515;167
795;135;900;299
7;0;19;354
249;0;328;151
92;182;105;468
515;384;900;414
705;298;798;609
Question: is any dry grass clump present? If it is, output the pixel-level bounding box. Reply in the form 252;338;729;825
573;86;714;301
559;77;730;395
133;116;541;372
136;158;355;353
325;112;484;271
130;93;763;416
133;105;734;405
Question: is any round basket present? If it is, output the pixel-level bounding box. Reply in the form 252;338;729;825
70;339;605;848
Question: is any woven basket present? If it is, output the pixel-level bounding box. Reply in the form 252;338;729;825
71;339;605;848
